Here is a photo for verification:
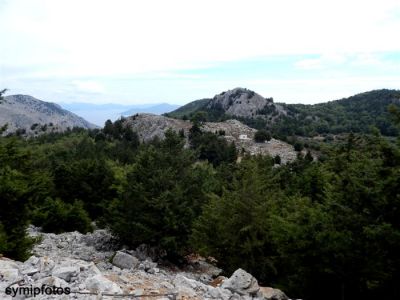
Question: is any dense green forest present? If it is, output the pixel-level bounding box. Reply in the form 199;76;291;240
273;89;400;137
167;89;400;137
1;110;400;299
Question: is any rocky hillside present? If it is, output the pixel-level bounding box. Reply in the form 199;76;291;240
0;95;97;135
124;113;192;142
123;113;297;163
167;88;400;137
0;226;289;300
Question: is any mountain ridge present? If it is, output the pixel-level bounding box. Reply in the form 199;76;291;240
0;94;97;135
167;88;400;137
60;102;180;126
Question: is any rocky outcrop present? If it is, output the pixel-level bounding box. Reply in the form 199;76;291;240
168;88;287;122
0;227;291;299
206;88;282;119
124;113;192;142
0;94;97;136
123;114;297;163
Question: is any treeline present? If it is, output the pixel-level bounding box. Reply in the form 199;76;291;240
0;116;400;299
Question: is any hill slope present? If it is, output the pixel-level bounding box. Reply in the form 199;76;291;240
0;94;97;135
123;113;297;163
167;89;400;137
275;89;400;136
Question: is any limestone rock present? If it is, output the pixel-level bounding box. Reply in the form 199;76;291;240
34;275;69;288
0;268;20;283
259;287;289;300
205;286;233;300
221;268;260;296
112;251;139;269
0;257;20;270
80;229;117;252
52;266;79;282
85;274;122;294
0;227;289;300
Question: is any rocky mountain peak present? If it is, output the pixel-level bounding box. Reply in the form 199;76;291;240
206;88;276;119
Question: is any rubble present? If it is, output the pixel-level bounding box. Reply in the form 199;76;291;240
0;227;290;299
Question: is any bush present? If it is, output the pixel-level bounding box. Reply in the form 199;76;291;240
32;198;93;234
189;128;237;167
254;129;271;143
0;166;34;260
294;141;304;152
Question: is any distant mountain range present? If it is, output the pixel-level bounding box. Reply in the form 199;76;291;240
0;95;97;135
167;88;400;137
60;102;180;126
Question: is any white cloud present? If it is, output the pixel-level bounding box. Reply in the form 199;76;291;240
1;0;400;77
295;53;348;70
1;0;400;104
72;80;105;94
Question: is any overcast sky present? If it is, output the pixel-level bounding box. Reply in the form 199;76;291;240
1;0;400;105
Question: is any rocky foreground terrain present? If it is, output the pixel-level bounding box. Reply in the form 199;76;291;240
124;114;297;164
0;227;290;300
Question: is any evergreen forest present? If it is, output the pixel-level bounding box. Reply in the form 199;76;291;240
1;107;400;300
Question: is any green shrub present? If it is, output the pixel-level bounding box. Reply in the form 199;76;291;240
254;129;272;143
294;141;304;152
32;198;92;234
0;166;34;260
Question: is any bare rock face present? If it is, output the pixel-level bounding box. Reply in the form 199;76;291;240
0;94;97;135
207;88;276;119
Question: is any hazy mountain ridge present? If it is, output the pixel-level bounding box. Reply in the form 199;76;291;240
60;102;180;126
167;88;400;136
0;95;97;135
121;103;180;117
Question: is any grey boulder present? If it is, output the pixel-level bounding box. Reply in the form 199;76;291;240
259;287;289;300
221;268;260;296
112;251;139;269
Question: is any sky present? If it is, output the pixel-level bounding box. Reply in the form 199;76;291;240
1;0;400;105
